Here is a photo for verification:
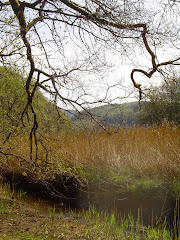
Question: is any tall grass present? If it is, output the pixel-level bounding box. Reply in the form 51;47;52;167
38;123;179;181
0;123;179;181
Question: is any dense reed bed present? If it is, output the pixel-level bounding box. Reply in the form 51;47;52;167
56;123;180;176
1;123;180;181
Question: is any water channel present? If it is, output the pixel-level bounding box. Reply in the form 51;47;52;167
2;171;178;232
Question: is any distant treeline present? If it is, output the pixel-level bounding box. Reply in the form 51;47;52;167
65;77;180;128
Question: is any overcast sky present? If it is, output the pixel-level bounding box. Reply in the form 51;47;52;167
1;0;179;109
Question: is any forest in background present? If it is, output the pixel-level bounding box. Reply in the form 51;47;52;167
66;79;180;128
1;66;180;135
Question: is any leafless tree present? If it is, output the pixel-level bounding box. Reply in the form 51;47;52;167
0;0;179;162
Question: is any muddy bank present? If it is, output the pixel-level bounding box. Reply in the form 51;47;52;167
0;169;177;228
0;169;80;207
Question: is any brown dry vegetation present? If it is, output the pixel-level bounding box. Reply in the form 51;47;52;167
60;124;180;176
1;123;180;181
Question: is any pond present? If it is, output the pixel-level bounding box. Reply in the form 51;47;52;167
2;170;178;230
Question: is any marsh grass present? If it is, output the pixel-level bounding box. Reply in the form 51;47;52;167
61;206;174;239
2;124;179;176
0;123;179;238
1;124;179;196
43;204;175;239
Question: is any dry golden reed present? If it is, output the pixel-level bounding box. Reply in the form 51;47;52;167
1;123;180;177
56;124;180;176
